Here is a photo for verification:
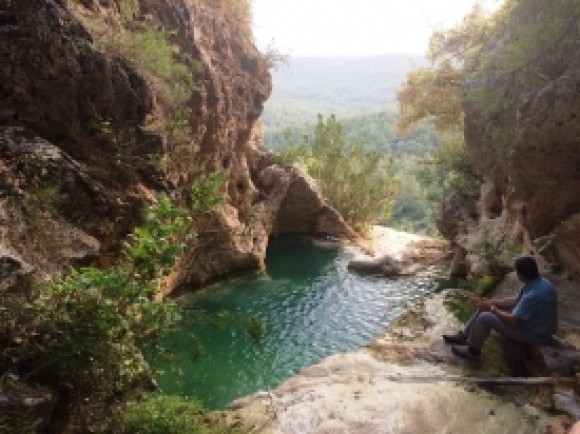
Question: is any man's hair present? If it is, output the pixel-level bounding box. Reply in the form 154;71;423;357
514;256;540;280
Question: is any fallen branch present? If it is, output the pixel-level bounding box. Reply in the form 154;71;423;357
379;374;578;386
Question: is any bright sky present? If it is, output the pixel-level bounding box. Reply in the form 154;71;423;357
253;0;502;57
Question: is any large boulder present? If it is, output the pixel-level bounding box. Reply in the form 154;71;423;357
274;167;357;239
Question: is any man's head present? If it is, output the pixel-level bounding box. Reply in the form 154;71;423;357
515;256;540;282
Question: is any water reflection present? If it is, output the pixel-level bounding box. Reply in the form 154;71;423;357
148;236;439;409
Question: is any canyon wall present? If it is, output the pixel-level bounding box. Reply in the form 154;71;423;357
0;0;354;292
442;48;580;280
435;10;580;322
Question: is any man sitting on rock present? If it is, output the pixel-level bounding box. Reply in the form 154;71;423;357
443;255;558;361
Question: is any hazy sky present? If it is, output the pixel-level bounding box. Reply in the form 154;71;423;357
253;0;502;57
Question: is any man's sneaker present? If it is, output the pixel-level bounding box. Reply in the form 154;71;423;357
442;332;467;345
451;345;481;361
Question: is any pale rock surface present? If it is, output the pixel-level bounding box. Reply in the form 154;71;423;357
224;292;548;434
222;228;551;433
348;226;450;277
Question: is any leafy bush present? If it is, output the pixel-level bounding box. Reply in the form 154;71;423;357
443;292;474;324
468;274;499;297
77;0;202;177
190;171;228;215
278;115;397;232
121;394;242;434
0;174;230;429
121;395;204;434
473;227;519;267
0;197;192;391
0;411;41;434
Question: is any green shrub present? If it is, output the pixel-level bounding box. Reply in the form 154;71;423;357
121;395;205;434
443;293;474;323
468;274;499;297
0;196;195;392
0;175;229;428
473;227;519;267
0;412;41;434
190;171;228;215
121;394;243;434
77;0;202;177
278;115;397;232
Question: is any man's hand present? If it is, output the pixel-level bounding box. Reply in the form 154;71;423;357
468;296;492;311
469;296;521;326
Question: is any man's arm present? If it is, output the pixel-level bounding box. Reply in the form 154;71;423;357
490;304;520;326
469;296;521;326
469;296;518;311
490;296;518;310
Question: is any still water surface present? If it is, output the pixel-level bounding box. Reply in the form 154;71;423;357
149;236;439;409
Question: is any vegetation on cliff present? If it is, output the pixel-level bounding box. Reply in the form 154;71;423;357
397;0;580;201
277;114;397;232
0;0;264;430
0;175;234;431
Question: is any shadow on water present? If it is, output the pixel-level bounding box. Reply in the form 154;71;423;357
148;235;439;409
265;236;339;280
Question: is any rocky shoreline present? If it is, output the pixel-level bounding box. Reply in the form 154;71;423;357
218;228;578;433
221;290;563;433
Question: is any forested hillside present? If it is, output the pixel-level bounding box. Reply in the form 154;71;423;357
265;110;437;156
264;54;438;234
264;54;427;129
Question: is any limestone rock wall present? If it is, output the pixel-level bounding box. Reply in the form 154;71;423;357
512;50;580;278
0;0;354;290
439;48;580;281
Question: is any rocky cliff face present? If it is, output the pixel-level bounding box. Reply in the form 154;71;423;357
0;0;354;292
438;41;580;283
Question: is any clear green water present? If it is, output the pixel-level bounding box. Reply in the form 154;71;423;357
149;236;439;409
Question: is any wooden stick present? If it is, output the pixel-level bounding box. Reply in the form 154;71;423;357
379;375;578;386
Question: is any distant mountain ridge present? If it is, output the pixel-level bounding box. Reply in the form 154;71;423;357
267;53;427;114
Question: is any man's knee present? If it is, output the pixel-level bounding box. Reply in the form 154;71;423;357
478;311;497;326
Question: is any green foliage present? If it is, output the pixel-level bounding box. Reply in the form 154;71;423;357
0;412;41;434
443;292;474;324
468;274;499;297
122;395;204;434
433;276;467;293
267;110;439;234
397;63;464;134
117;0;139;23
0;197;195;390
400;0;580;166
415;130;480;206
20;179;65;247
0;173;229;429
386;156;438;235
265;109;438;157
90;2;197;108
190;171;228;215
279;115;397;231
121;394;239;434
242;316;264;345
473;227;519;267
79;0;203;177
22;180;62;213
126;197;192;282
